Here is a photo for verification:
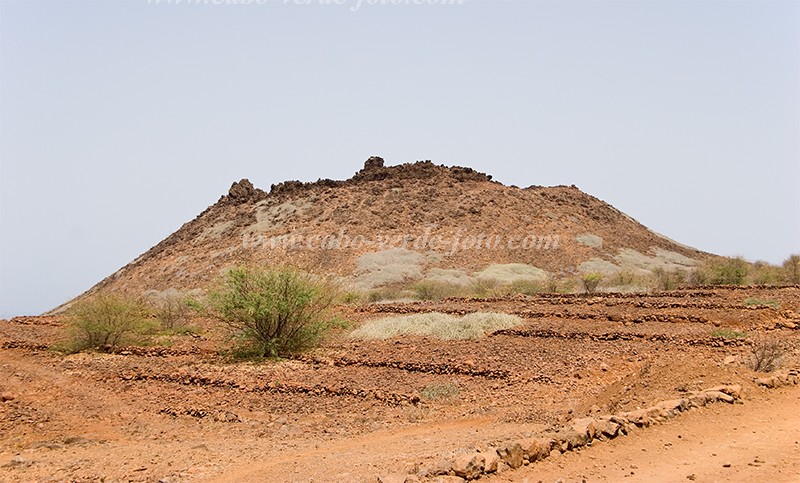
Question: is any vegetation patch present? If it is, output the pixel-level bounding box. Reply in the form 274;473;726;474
60;294;156;353
420;381;460;401
749;337;784;373
474;264;548;285
581;273;603;294
711;329;747;339
351;312;522;340
742;298;780;309
205;266;340;359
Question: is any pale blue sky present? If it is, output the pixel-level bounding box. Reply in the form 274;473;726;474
1;0;798;317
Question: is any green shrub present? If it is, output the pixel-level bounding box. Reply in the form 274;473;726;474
206;266;338;358
63;294;154;352
581;273;603;294
704;257;749;285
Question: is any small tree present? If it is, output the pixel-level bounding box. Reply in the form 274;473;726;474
705;257;749;285
207;266;338;358
65;294;153;352
582;273;603;294
783;254;800;284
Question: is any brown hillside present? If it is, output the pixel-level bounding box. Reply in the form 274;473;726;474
55;157;709;311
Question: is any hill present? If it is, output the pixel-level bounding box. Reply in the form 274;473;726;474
54;157;709;311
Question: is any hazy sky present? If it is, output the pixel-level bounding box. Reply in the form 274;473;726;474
1;0;798;317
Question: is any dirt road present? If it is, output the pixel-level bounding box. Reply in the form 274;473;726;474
488;386;800;483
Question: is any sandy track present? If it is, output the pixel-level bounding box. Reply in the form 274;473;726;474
487;386;800;483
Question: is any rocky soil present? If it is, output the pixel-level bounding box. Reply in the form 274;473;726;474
2;286;799;482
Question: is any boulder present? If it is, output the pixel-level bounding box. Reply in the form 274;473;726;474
364;156;385;171
702;390;735;404
620;409;650;427
228;178;256;199
706;385;742;399
452;453;485;480
556;429;590;451
496;443;524;469
518;438;552;462
595;417;622;439
483;451;500;473
571;417;598;440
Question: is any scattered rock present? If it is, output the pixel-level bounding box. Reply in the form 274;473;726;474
496;442;524;469
363;156;385;171
2;456;31;468
517;438;551;463
702;391;735;404
595;417;622;439
228;179;257;200
63;436;93;446
418;459;451;477
213;411;241;423
433;477;466;483
483;451;500;473
378;474;417;483
571;417;598;440
452;453;485;480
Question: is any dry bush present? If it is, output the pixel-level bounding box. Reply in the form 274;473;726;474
783;254;800;284
749;261;782;285
612;270;637;287
509;279;545;295
420;381;460;401
412;280;463;300
581;273;603;294
749;337;784;373
350;312;522;340
652;267;685;291
145;289;191;329
366;286;408;303
544;277;559;293
467;277;500;298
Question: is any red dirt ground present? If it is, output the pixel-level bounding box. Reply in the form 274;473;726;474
1;286;798;482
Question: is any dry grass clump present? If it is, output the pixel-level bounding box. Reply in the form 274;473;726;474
749;336;784;373
350;312;522;340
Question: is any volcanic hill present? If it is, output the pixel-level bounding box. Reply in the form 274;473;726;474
58;157;709;309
